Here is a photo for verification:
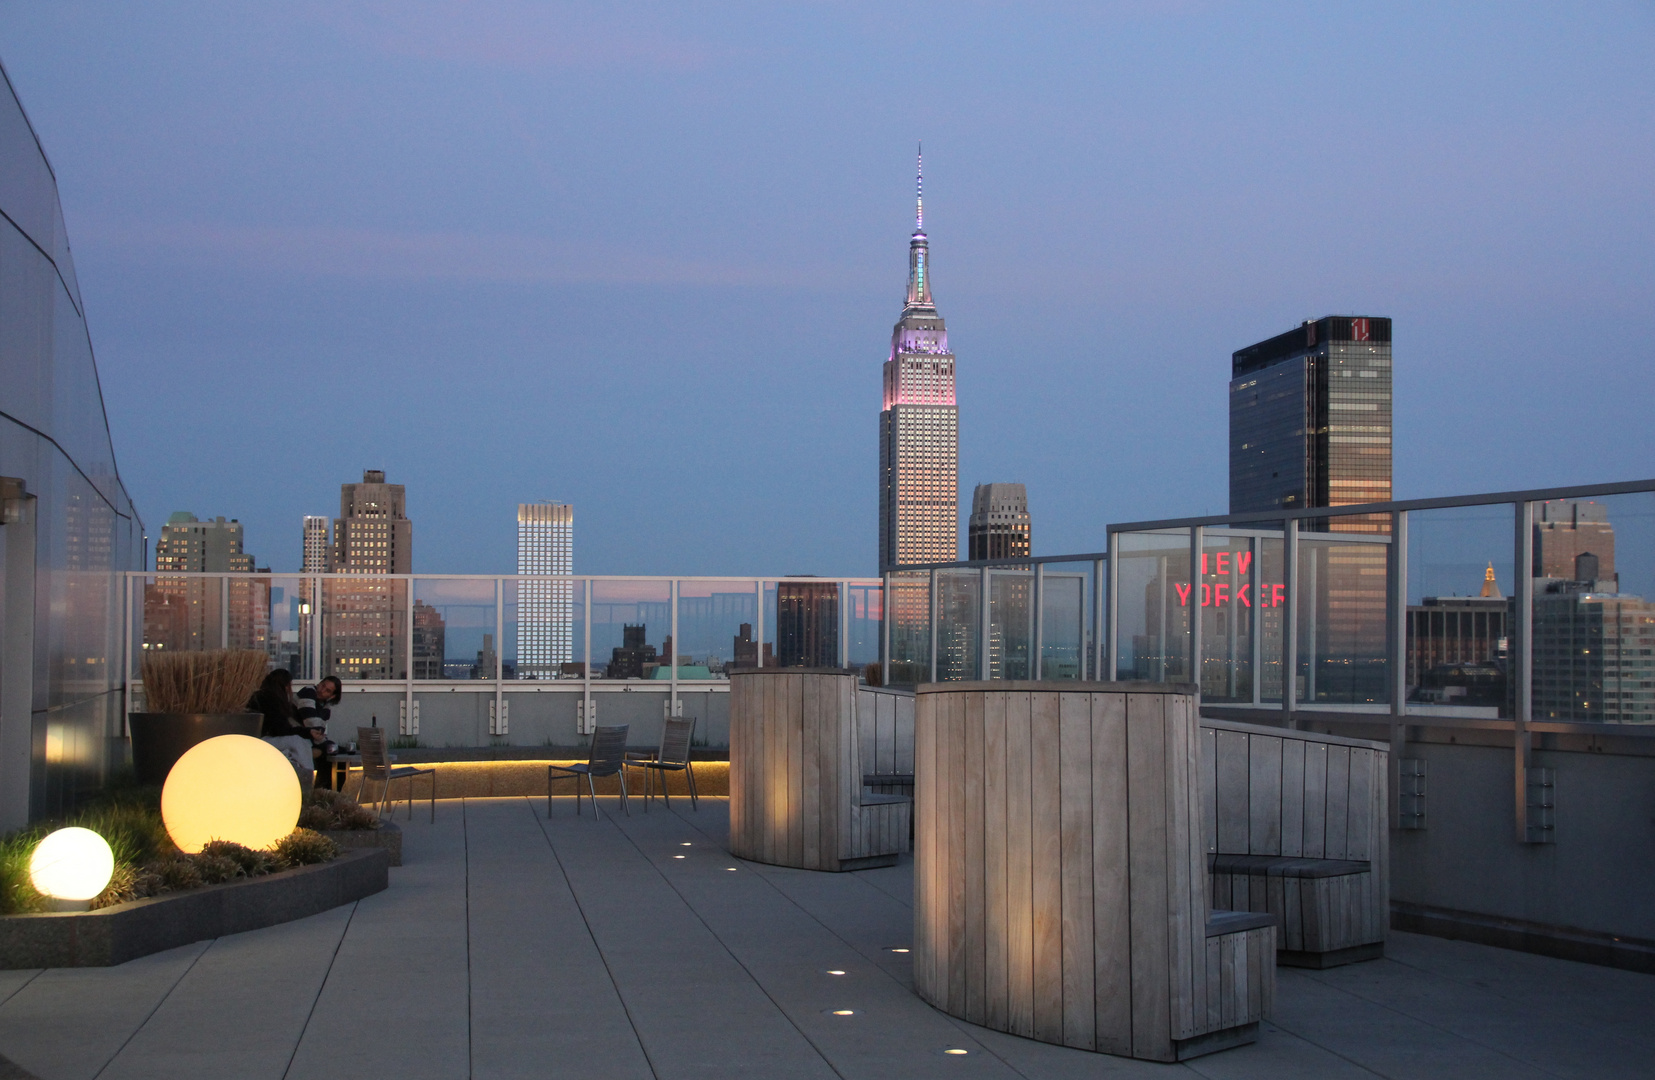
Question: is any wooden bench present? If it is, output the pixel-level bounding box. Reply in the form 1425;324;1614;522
1201;718;1388;968
915;682;1274;1063
728;668;911;872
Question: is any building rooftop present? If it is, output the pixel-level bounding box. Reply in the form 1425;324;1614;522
2;797;1647;1080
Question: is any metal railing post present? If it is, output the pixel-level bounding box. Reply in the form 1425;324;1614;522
123;573;134;726
1033;562;1045;680
1092;558;1104;682
670;578;679;720
494;576;505;734
838;581;849;669
220;574;229;649
1189;527;1203;697
881;572;891;674
756;580;766;670
1251;538;1262;706
582;578;593;736
978;564;991;680
1106;537;1120;681
1283;519;1299;729
406;575;415;732
311;575;322;683
1514;500;1535;842
927;569;938;683
1388;510;1408;829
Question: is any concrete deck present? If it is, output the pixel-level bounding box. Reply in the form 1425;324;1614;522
1;796;1650;1079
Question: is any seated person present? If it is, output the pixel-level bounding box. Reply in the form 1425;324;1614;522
297;675;343;787
248;668;313;783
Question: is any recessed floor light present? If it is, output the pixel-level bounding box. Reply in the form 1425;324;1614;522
889;947;910;954
827;970;846;975
942;1048;969;1056
829;1010;855;1016
680;842;692;846
673;855;686;859
726;867;738;871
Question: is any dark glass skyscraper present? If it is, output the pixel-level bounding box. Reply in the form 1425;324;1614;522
1229;316;1392;527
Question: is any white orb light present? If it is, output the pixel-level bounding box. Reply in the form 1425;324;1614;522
29;826;114;905
161;734;301;853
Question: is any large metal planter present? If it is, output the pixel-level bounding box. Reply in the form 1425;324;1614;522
127;712;263;785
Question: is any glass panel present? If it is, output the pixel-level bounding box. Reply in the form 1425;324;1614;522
510;574;578;680
1039;564;1089;680
1406;505;1514;717
775;579;841;668
674;579;760;679
591;580;671;680
323;577;409;681
1296;514;1389;707
987;566;1032;679
1530;493;1655;724
411;579;496;680
1198;534;1255;702
1113;529;1192;683
846;580;883;673
886;571;931;685
936;570;980;681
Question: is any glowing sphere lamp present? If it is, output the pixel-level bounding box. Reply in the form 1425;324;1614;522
29;827;114;907
161;734;301;853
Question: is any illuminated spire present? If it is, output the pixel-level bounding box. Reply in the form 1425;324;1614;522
915;144;924;233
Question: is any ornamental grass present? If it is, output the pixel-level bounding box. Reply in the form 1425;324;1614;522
138;649;269;714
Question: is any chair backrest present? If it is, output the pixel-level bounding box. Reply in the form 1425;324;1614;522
585;724;630;777
656;717;696;768
358;726;389;776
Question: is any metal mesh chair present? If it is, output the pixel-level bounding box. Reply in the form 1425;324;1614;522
625;717;698;812
548;724;630;818
356;726;437;823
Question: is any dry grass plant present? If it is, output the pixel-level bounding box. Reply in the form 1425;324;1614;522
140;649;268;713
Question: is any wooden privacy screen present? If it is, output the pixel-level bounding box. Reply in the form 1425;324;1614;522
1201;719;1389;965
729;669;910;872
915;682;1274;1063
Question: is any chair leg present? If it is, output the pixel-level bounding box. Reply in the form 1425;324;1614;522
643;765;652;812
619;768;629;817
687;762;698;810
586;773;598;820
427;773;436;823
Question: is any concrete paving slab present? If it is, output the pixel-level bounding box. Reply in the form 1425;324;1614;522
0;940;209;1080
96;904;354;1080
0;975;38;1011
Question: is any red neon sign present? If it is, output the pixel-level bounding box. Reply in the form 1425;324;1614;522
1170;551;1286;608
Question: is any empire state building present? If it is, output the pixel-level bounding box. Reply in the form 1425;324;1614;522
879;152;959;568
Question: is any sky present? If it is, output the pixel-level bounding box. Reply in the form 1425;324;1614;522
1;2;1651;577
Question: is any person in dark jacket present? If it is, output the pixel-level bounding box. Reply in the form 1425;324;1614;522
297;676;342;787
248;668;312;782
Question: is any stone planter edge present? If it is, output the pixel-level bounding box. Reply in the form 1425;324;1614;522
0;847;389;969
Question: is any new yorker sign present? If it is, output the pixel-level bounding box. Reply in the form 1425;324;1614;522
1171;552;1286;608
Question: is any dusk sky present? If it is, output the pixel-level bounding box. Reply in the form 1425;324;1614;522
1;2;1650;576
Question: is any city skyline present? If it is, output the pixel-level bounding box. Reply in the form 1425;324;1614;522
2;7;1648;576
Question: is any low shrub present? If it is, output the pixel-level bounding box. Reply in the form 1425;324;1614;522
297;789;378;832
273;829;339;867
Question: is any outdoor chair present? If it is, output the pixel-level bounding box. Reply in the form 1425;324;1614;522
548;724;630;818
624;717;698;812
356;726;437;823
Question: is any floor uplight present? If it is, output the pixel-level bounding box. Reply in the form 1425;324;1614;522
889;947;910;953
943;1048;969;1055
673;855;686;859
680;842;692;846
827;970;846;976
830;1010;855;1016
29;827;113;909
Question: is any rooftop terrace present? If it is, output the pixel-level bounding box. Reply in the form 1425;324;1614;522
2;797;1648;1080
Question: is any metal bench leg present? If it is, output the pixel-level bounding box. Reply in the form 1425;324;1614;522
427;772;436;823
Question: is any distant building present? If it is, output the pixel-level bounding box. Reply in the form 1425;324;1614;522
148;512;265;654
1230;316;1392;528
302;515;330;573
412;600;445;680
1407;565;1509;707
517;501;574;679
324;470;412;680
731;623;773;670
968;483;1030;560
1532;583;1655;724
608;624;657;680
776;580;839;668
879;151;959;568
1533;500;1616;584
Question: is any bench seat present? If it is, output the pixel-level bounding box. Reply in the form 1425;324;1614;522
1209;853;1382;968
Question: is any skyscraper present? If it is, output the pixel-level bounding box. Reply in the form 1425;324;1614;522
517;501;574;679
776;579;840;668
324;470;412;680
879;150;959;568
302;515;330;573
1229;316;1392;527
148;513;265;653
967;483;1031;560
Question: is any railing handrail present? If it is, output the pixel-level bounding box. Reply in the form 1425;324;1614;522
126;570;886;584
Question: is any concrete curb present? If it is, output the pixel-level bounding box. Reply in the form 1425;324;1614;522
0;848;389;969
323;820;402;866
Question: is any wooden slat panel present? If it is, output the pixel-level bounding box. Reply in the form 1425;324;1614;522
1248;736;1283;856
1005;691;1035;1038
1200;727;1218;853
1345;748;1375;862
857;690;876;784
802;677;824;870
1219;931;1234;1030
1164;693;1196;1042
984;691;1010;1032
1214;730;1250;854
946;691;967;1013
914;690;937;1001
1204;937;1221;1036
1058;692;1095;1050
1324;745;1351;861
1091;692;1131;1056
896;693;916;774
1029;691;1064;1045
964;690;987;1024
1301;742;1327;858
1126;692;1171;1061
1279;738;1305;859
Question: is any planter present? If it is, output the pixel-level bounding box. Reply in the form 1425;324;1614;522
128;712;263;785
323;820;402;866
0;848;390;968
